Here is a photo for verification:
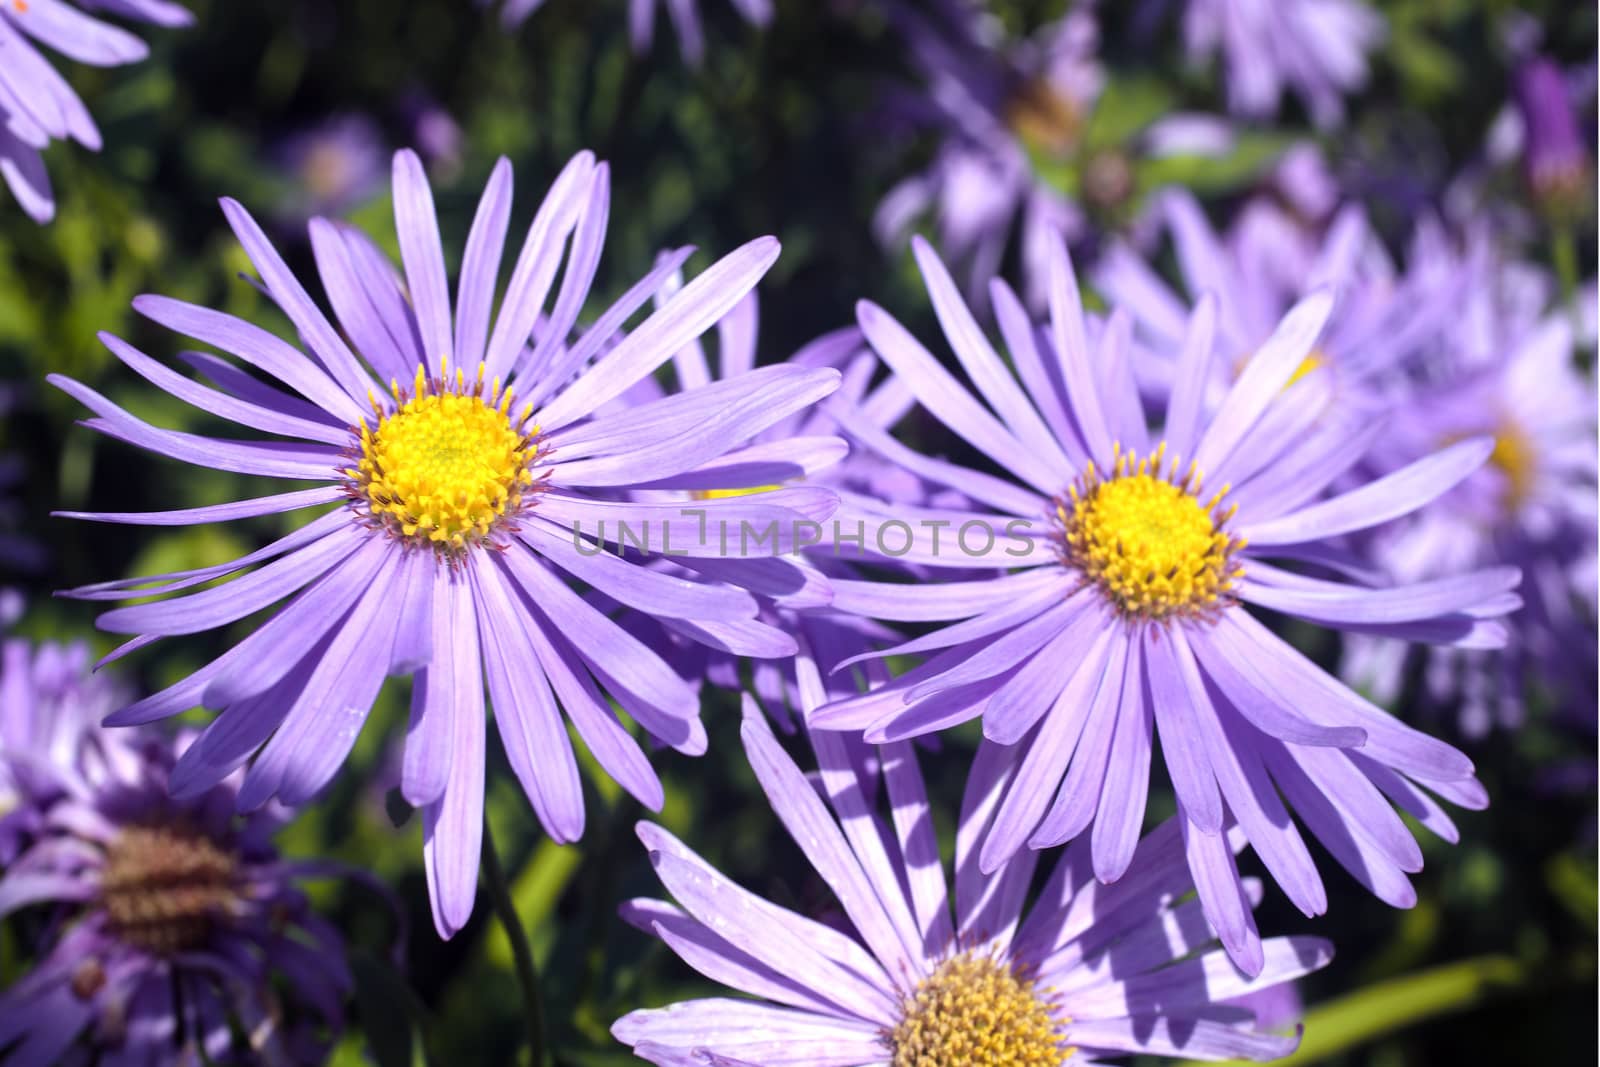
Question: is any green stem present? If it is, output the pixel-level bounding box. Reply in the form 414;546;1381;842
482;820;550;1067
1552;224;1578;307
1210;955;1529;1067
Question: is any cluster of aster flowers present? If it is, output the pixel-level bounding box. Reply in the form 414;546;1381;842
0;1;1594;1065
25;137;1547;1059
0;640;358;1064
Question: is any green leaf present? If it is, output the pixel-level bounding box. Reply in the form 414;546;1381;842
1547;852;1599;934
1137;132;1294;197
1210;956;1528;1067
1084;76;1177;151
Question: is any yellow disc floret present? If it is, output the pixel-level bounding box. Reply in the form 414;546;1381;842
349;361;539;552
1489;423;1535;509
889;951;1068;1067
1058;442;1244;622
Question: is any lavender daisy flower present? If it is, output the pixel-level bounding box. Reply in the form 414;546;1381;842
0;641;352;1065
875;1;1103;305
1096;189;1476;425
0;640;126;862
614;700;1332;1065
1179;0;1384;128
1343;271;1598;736
269;113;389;224
877;1;1235;308
53;149;840;937
812;233;1511;974
0;0;192;223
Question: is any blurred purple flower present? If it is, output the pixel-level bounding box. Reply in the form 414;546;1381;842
0;0;191;223
1180;0;1383;128
398;88;464;178
615;700;1332;1064
51;149;843;938
877;1;1235;308
1344;266;1598;736
1098;188;1477;425
0;640;352;1065
0;639;126;862
875;1;1103;306
269;113;388;223
812;232;1507;976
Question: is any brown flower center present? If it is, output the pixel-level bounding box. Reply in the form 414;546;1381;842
100;824;239;955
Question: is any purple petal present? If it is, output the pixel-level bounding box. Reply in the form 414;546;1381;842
1241;438;1495;545
451;156;512;374
538;236;777;431
470;553;585;842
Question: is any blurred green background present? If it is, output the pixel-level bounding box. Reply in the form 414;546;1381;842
0;1;1594;1064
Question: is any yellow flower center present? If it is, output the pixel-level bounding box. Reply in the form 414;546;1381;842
1006;78;1084;158
889;951;1068;1067
1057;442;1244;621
1489;423;1535;508
101;825;238;956
303;141;360;202
349;362;539;552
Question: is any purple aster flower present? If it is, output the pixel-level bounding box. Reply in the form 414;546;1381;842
1343;269;1598;736
811;232;1511;975
0;0;192;224
874;1;1102;307
269;113;389;224
0;640;127;862
52;149;841;938
1096;189;1478;426
877;1;1233;309
0;641;352;1065
614;700;1333;1065
1513;55;1592;218
1178;0;1384;128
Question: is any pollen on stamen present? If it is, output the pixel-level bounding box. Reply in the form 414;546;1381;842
887;950;1069;1067
343;360;544;555
100;824;239;956
1054;440;1245;622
